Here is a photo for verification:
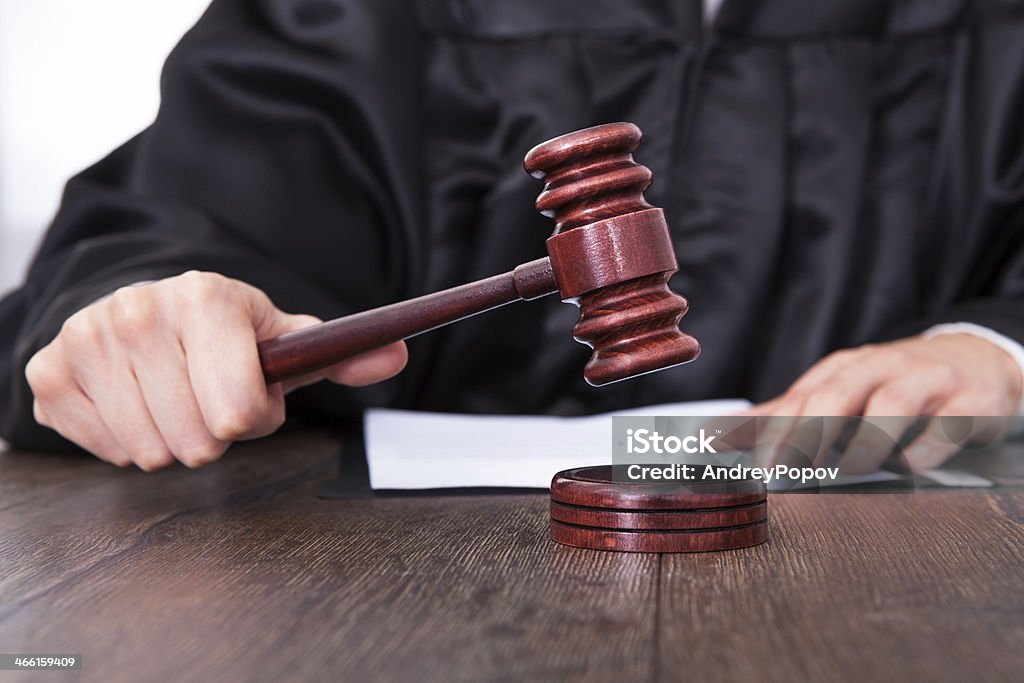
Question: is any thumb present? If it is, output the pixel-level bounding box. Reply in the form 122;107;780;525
255;306;323;341
253;304;408;393
245;291;325;391
279;340;408;394
735;398;781;418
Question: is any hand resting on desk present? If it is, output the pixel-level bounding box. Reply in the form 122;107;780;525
742;334;1023;473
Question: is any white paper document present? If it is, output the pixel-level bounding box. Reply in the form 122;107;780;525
364;400;908;490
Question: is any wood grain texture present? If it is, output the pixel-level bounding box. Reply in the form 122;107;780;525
656;492;1024;683
0;434;656;683
2;434;1023;682
551;519;768;553
550;500;767;530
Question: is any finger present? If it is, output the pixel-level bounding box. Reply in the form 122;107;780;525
130;337;228;468
184;310;285;443
837;375;948;474
735;397;783;418
772;349;929;468
320;342;408;387
798;370;882;467
281;341;410;394
902;399;1008;471
740;400;824;467
751;402;803;469
737;348;865;418
34;390;133;467
43;397;133;467
743;349;876;464
754;396;840;471
786;416;852;469
796;357;890;466
78;359;176;472
837;416;917;474
108;284;229;468
784;347;866;396
180;277;290;442
902;418;967;471
26;345;132;467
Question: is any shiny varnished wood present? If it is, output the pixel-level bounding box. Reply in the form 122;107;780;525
525;123;700;385
550;518;769;553
549;500;768;530
258;257;557;383
2;435;1023;682
259;123;699;386
550;465;766;510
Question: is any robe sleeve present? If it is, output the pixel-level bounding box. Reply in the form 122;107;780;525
0;0;422;449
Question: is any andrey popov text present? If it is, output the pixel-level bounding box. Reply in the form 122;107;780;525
626;463;840;485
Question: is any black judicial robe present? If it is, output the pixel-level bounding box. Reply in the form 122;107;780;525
2;0;1024;449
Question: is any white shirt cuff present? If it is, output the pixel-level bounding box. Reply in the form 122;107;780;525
921;322;1024;416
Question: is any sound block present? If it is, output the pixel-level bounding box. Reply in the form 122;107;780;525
550;500;767;530
549;465;769;553
550;519;769;553
551;465;766;510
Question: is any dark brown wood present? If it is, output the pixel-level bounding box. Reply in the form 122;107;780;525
259;122;699;386
551;465;767;510
524;122;700;385
3;435;1024;681
550;519;769;553
258;257;557;383
550;500;767;530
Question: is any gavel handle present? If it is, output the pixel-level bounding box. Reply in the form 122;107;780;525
257;257;559;384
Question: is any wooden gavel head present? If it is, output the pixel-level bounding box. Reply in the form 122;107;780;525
524;122;700;385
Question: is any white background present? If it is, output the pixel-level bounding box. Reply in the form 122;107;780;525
0;0;210;296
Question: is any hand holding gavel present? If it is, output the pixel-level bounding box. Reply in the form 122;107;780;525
25;123;699;471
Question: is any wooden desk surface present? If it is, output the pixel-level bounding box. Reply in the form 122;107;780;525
2;430;1023;683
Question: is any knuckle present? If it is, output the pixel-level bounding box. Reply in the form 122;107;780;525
180;270;226;305
178;441;228;468
828;348;857;363
923;361;957;383
809;389;849;412
109;287;159;335
779;388;808;409
873;384;914;413
63;312;94;339
25;351;64;398
888;347;913;366
954;392;999;415
60;310;102;346
32;401;52;428
96;451;132;468
32;400;51;427
208;405;261;441
80;440;131;467
134;448;175;472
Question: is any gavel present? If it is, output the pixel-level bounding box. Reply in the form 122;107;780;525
258;122;700;387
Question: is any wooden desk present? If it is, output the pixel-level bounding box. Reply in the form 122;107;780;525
2;430;1023;682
